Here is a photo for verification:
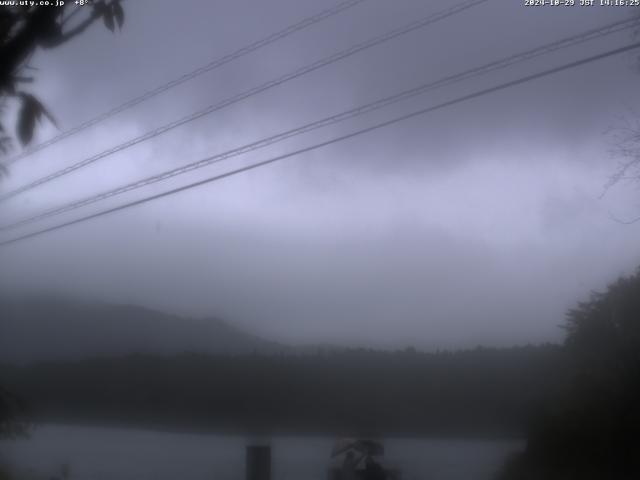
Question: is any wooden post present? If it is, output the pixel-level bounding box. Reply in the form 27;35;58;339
246;445;271;480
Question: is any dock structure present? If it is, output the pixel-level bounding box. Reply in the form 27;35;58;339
246;445;271;480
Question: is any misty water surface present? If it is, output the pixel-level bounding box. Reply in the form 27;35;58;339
0;424;522;480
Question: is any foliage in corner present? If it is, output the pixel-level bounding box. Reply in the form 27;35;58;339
0;0;125;171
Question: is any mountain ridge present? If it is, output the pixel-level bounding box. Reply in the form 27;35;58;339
0;296;288;364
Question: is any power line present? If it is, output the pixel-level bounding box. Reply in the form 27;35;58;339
1;0;369;166
0;17;636;233
0;0;489;201
2;40;639;248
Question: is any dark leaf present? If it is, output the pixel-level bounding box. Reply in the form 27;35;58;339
93;1;108;15
17;94;39;146
16;93;57;146
37;101;58;129
39;21;63;47
40;107;58;129
103;10;115;32
112;1;124;29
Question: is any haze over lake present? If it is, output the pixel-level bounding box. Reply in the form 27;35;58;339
0;424;523;480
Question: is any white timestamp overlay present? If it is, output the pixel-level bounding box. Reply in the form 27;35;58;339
525;0;640;6
0;1;66;6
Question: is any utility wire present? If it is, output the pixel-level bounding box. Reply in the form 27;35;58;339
0;0;488;200
0;17;636;233
2;40;639;247
2;0;369;166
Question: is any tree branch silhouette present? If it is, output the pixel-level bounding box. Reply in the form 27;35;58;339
0;0;124;167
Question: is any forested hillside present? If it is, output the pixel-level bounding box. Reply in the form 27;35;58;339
0;345;566;436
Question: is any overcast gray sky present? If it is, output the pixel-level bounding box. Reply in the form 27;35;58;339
1;0;640;349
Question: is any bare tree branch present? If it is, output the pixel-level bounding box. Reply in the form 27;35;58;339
607;210;640;224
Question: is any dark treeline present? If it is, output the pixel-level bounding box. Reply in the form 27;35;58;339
0;345;566;436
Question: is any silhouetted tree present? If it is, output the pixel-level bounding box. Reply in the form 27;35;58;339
0;0;124;436
604;116;640;223
499;268;640;480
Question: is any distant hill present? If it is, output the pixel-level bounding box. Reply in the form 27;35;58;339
0;296;287;364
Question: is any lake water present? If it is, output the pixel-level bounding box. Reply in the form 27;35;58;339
0;424;523;480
